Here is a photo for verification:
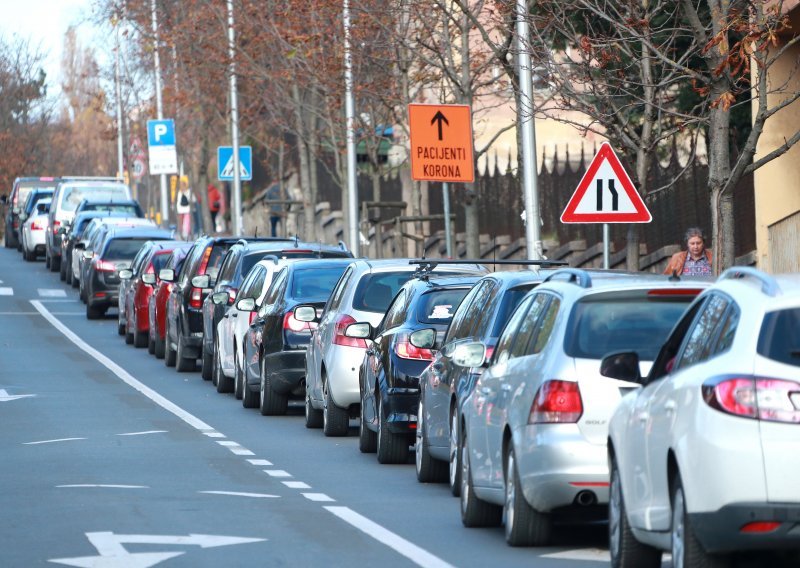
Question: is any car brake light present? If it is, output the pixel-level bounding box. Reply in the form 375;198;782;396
333;314;367;348
529;380;583;423
31;221;45;230
740;521;781;533
249;311;258;324
647;288;705;297
703;376;800;423
394;333;434;361
190;287;203;309
198;246;212;275
95;259;116;272
52;220;61;234
284;311;314;332
227;288;238;305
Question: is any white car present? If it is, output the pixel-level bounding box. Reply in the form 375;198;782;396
21;199;51;261
605;267;800;568
214;257;291;402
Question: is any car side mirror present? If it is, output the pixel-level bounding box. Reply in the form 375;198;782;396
409;328;436;350
118;269;133;280
345;322;373;340
82;250;93;260
293;305;318;323
74;242;86;251
142;273;157;285
191;275;210;289
236;297;256;312
19;212;28;222
211;291;230;305
452;342;486;368
600;351;643;384
159;268;175;282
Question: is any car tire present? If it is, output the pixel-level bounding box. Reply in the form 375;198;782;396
117;317;126;336
86;303;104;320
234;357;244;399
216;352;234;393
504;447;551;546
376;396;409;464
259;359;288;416
71;272;79;288
449;408;462;496
322;380;348;437
125;319;134;344
359;399;377;453
242;361;259;409
133;324;148;348
460;428;502;527
50;254;60;272
147;333;156;354
175;332;196;372
416;401;447;483
24;247;35;262
672;475;729;568
59;256;67;280
45;251;51;269
154;333;166;359
201;346;213;381
305;389;323;429
164;323;177;367
610;456;661;568
65;261;72;285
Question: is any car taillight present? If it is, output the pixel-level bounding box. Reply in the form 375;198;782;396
529;380;583;424
647;288;705;297
227;288;238;305
31;221;45;230
740;521;781;534
197;246;212;274
333;314;367;348
95;259;117;272
190;287;203;308
394;333;434;361
284;311;314;332
702;376;800;423
52;220;61;234
12;220;18;229
249;311;258;325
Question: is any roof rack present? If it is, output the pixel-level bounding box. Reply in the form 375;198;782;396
719;267;781;297
409;258;567;268
409;258;486;281
338;240;348;251
543;268;592;288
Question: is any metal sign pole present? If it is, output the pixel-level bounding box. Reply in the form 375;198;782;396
343;0;360;256
443;182;453;257
151;0;168;226
603;223;610;268
227;0;242;235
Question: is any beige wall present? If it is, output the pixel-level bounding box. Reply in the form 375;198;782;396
753;36;800;272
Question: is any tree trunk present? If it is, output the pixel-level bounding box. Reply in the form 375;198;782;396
707;84;733;274
292;85;316;241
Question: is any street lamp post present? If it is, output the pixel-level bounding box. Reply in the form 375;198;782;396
343;0;360;256
151;0;169;226
226;0;243;235
114;19;124;183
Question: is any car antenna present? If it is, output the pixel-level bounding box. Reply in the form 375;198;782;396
294;234;299;247
668;270;681;282
254;226;258;238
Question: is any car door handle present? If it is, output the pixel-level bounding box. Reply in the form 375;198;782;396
231;313;237;318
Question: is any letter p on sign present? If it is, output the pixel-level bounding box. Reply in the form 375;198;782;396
154;124;168;141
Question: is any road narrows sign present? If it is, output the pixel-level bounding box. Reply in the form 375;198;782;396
409;103;474;183
560;142;651;223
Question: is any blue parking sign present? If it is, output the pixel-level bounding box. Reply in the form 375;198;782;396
147;119;176;146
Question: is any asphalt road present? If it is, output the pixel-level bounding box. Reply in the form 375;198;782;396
0;246;790;568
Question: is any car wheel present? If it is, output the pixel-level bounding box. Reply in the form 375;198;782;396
305;388;323;429
323;379;349;436
241;359;259;409
45;251;51;269
164;322;177;367
460;428;502;527
147;332;156;354
672;476;729;568
125;315;134;344
449;408;462;496
504;447;551;546
86;302;104;320
212;344;223;388
259;359;288;415
234;357;244;399
201;346;214;381
610;455;661;568
175;332;196;372
154;332;166;359
376;395;409;464
59;256;67;280
65;262;72;285
71;271;79;288
358;398;377;453
133;325;148;349
416;401;447;483
50;254;60;272
117;315;126;336
215;350;234;393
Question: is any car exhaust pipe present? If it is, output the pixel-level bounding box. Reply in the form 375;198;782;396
574;490;597;507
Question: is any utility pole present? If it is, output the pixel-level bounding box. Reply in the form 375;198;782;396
343;0;360;255
114;17;124;183
227;0;243;235
151;0;169;226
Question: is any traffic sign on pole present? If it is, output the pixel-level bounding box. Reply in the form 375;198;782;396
217;146;252;181
560;142;651;223
146;119;178;175
408;104;474;183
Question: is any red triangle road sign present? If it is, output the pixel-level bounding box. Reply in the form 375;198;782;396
561;142;652;223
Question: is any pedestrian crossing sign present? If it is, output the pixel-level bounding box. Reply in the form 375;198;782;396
217;146;252;181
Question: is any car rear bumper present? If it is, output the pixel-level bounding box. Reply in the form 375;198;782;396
514;423;609;513
265;350;306;394
326;344;366;407
690;502;800;553
382;388;420;434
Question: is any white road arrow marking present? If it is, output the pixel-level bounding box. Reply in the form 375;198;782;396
0;388;35;402
49;532;265;568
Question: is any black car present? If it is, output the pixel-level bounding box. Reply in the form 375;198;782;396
63;212;137;287
4;177;58;249
416;269;551;487
205;239;354;387
353;273;483;464
241;258;353;415
85;227;174;320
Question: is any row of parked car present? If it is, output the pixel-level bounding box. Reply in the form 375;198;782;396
10;173;799;568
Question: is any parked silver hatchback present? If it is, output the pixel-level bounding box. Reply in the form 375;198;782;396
456;268;708;546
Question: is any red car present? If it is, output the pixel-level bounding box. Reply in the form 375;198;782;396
148;243;194;358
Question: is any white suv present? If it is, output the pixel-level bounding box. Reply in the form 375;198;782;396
605;267;800;568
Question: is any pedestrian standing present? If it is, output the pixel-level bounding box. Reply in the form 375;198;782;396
664;227;713;276
207;183;221;230
176;178;193;240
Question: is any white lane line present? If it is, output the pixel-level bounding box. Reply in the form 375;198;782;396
325;506;455;568
0;287;13;295
230;448;255;456
302;493;334;502
117;430;167;436
247;459;273;466
263;470;291;478
31;300;215;433
541;549;611;562
204;432;226;438
24;437;86;445
57;484;149;489
282;481;311;489
0;312;38;315
38;288;67;297
216;441;239;447
200;491;280;499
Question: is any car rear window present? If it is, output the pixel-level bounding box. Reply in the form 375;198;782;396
291;266;349;300
757;308;800;367
489;284;538;337
84;204;139;216
204;244;232;280
103;238;151;260
416;288;471;324
62;186;128;212
353;270;416;313
565;294;695;361
152;252;173;273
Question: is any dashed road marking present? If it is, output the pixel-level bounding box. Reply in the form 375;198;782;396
263;470;291;478
0;287;13;295
57;484;149;489
118;430;167;436
38;288;67;297
24;437;86;445
200;491;280;499
541;549;610;562
303;493;335;502
283;481;311;489
204;431;226;438
247;459;273;466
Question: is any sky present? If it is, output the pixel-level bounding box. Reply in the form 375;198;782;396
0;0;100;94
